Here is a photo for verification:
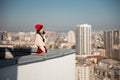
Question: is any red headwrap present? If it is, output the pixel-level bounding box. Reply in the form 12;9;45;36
35;24;43;31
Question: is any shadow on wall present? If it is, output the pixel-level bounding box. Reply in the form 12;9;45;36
0;65;18;80
0;47;33;80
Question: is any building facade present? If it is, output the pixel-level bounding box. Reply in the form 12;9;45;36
67;31;76;48
76;63;95;80
76;24;91;56
104;30;120;60
94;59;120;80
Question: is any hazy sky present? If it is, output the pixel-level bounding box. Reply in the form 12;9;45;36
0;0;120;32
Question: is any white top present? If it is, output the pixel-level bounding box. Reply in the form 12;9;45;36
34;34;46;52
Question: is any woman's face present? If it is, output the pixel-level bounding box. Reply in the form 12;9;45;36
39;28;45;34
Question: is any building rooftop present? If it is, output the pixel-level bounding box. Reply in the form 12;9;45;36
0;47;75;68
100;59;120;65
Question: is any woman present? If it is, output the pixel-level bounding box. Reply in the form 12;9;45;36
34;23;47;54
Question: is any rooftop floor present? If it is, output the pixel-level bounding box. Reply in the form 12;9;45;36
0;47;75;68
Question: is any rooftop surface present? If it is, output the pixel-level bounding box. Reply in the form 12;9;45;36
0;47;75;68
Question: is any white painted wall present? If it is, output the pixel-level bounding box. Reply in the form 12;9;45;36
0;54;75;80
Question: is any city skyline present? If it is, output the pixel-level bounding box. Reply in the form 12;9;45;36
0;0;120;32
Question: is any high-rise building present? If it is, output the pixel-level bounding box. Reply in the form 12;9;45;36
104;30;120;60
76;24;91;56
67;31;75;48
0;31;7;41
104;31;113;58
0;31;4;41
76;63;95;80
19;32;25;41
